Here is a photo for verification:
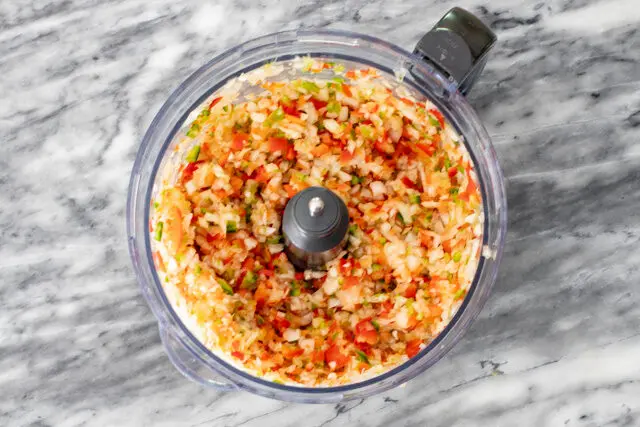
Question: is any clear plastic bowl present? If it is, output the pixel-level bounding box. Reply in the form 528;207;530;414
127;29;507;403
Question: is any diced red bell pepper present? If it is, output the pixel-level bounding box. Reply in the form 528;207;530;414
236;269;248;287
339;150;354;164
283;184;297;198
343;276;359;289
268;136;290;153
261;269;275;278
338;258;351;275
344;330;355;343
395;140;413;156
419;230;431;248
281;102;300;117
416;142;435;156
231;132;249;151
459;169;478;201
209;97;223;110
242;257;255;271
401;176;416;189
206;233;220;243
253;166;269;183
180;161;201;184
325;345;349;370
311;349;325;364
428;108;445;128
313;277;326;289
283;347;304;359
309;98;327;110
286;145;296;161
374;140;395;155
272;316;291;332
355;319;379;345
404;283;417;298
380;300;394;316
354;341;371;353
406;339;422;358
468;174;478;193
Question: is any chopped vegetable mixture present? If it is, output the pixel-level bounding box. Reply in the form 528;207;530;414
151;58;483;386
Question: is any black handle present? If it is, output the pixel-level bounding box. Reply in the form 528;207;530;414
413;7;496;95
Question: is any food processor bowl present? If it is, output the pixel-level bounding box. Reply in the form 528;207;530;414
127;8;507;403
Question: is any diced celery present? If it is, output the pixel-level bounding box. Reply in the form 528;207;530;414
217;278;234;295
186;145;200;163
154;222;163;241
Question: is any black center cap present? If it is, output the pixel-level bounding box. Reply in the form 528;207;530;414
282;186;350;268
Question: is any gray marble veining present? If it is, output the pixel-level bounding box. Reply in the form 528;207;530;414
1;0;639;426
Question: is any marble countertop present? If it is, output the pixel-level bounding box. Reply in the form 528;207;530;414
2;0;640;425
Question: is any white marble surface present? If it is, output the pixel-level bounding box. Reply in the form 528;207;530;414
2;0;640;426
